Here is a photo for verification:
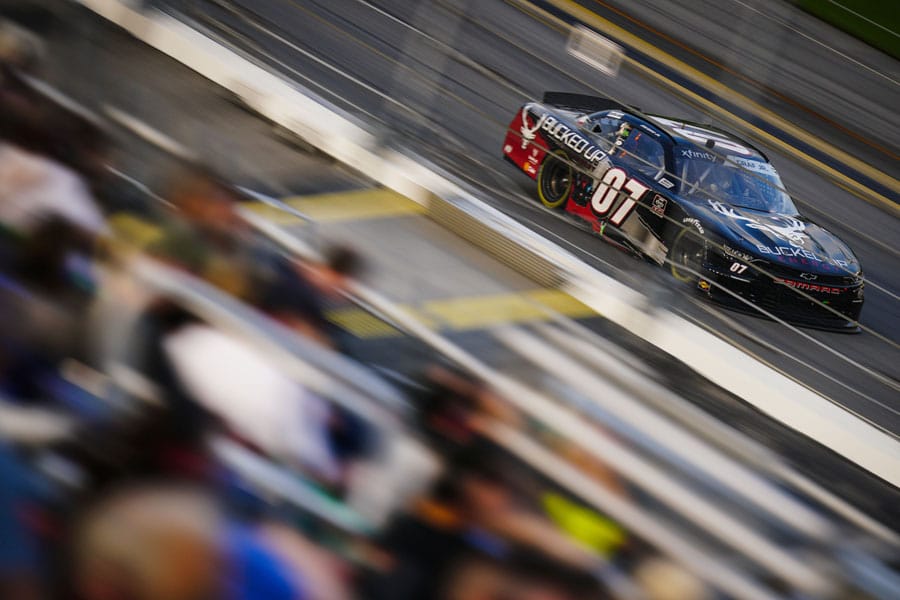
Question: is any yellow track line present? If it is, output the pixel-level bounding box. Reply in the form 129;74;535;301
282;187;426;222
328;288;597;338
242;187;427;225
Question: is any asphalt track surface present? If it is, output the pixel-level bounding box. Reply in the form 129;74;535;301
145;0;900;435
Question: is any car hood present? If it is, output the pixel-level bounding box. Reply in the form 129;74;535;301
698;199;860;275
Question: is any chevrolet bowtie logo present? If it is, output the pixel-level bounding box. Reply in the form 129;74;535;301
800;272;818;280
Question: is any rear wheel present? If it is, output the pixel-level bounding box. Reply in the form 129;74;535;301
537;152;572;209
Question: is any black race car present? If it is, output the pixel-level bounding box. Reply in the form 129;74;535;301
502;93;864;331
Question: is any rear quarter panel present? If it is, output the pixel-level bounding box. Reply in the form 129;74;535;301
503;105;549;179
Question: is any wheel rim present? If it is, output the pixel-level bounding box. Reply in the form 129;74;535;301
538;155;572;209
671;229;705;283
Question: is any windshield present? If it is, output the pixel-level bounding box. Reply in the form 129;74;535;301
675;152;797;214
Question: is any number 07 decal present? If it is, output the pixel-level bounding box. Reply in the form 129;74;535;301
590;167;649;226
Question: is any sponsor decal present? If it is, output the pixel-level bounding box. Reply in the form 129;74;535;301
754;244;851;269
523;162;537;176
541;115;608;163
729;261;748;274
652;117;752;155
522;109;608;164
682;217;704;235
650;194;667;216
520;109;543;150
698;280;711;291
774;278;843;295
590;167;648;226
658;177;674;189
680;148;717;161
800;272;817;281
726;155;777;176
708;200;807;247
722;244;755;263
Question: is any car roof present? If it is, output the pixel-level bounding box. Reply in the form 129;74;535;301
645;115;769;161
582;108;770;162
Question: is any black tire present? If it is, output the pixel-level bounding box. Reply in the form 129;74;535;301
536;152;573;209
669;224;707;283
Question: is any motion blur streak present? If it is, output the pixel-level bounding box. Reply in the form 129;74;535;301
0;2;898;600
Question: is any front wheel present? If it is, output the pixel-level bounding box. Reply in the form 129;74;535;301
536;152;573;209
669;224;707;284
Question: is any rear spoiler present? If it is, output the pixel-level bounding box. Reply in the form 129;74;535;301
542;92;636;114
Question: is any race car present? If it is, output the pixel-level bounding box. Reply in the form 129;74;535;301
503;92;864;330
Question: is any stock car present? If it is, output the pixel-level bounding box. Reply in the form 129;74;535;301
502;93;864;330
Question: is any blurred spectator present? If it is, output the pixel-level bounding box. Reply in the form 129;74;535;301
534;429;628;561
149;166;278;303
343;428;441;530
364;453;608;600
99;303;218;482
414;364;521;458
0;29;109;242
0;19;42;112
0;20;42;74
632;556;711;600
0;125;107;241
0;442;49;600
453;458;602;576
161;319;368;489
151;169;367;351
68;482;353;600
0;217;99;403
362;466;502;600
260;243;364;349
541;491;626;560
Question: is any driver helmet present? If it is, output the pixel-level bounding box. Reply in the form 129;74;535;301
614;122;632;145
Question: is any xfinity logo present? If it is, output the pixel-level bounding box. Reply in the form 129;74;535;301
680;149;716;161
